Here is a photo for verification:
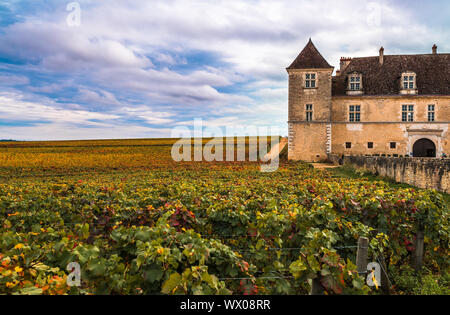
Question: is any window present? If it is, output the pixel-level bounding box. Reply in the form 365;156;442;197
306;104;313;122
403;76;414;89
348;74;362;91
390;142;397;149
347;73;363;95
402;105;414;122
428;105;435;122
368;142;374;149
402;72;416;90
349;105;361;122
305;73;316;88
346;142;352;149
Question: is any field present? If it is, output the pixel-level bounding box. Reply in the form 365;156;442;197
0;138;448;295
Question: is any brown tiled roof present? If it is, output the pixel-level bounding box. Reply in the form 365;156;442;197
332;53;450;96
287;39;333;70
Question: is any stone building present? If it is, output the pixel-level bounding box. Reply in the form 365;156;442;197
287;39;449;162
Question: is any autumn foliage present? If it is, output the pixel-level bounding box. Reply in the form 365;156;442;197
0;139;448;294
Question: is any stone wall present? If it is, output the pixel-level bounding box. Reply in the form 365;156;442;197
329;154;450;193
289;123;330;162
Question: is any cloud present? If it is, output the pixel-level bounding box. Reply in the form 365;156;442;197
28;83;66;94
78;88;121;107
0;0;448;140
0;123;172;141
0;74;29;85
0;21;152;71
116;105;174;125
0;92;119;126
0;91;174;140
91;66;249;106
154;53;187;66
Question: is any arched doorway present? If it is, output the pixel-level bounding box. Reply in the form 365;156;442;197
413;138;436;157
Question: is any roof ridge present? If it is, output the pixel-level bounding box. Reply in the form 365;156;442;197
351;53;450;59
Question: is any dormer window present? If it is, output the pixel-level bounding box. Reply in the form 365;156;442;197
346;73;363;95
305;73;316;88
400;72;417;95
349;74;362;90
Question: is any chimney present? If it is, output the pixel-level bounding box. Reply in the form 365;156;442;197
340;57;352;72
432;44;437;54
336;70;341;76
379;47;384;65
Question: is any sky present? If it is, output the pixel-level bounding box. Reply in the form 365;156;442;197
0;0;448;140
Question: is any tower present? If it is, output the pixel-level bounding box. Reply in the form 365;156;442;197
286;39;334;161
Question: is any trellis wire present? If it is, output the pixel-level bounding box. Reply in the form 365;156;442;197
228;245;358;253
219;276;295;281
218;242;392;289
229;246;382;258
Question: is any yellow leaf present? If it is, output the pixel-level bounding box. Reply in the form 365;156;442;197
372;272;379;290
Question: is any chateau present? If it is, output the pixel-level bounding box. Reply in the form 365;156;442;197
287;39;450;162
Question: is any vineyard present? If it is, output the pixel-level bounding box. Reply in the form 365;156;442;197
0;139;448;295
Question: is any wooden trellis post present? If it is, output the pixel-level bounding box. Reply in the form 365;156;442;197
356;237;369;277
377;254;391;294
310;274;324;295
411;229;424;271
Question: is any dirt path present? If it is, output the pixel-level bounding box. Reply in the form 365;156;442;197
311;163;339;169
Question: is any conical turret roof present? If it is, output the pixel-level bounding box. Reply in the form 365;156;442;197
287;39;333;69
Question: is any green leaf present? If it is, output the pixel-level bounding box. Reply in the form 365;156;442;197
289;260;307;279
146;267;164;283
161;272;181;294
136;254;146;269
307;255;321;272
352;278;364;289
88;262;106;276
201;272;218;289
20;286;43;295
217;287;233;295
